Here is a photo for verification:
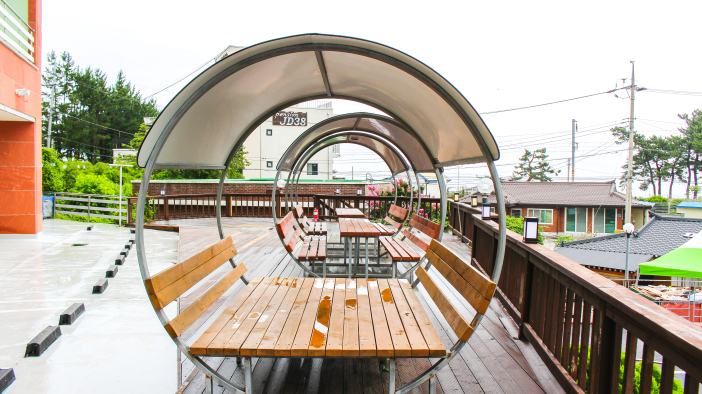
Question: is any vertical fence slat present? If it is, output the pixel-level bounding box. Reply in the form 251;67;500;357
621;332;638;394
569;295;583;378
578;301;591;390
639;343;655;394
561;290;576;368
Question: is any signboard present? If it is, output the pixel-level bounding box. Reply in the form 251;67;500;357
273;111;307;126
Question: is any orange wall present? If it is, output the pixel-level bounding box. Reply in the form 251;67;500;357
0;0;43;234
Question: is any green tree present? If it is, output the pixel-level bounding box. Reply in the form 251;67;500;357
678;110;702;198
510;148;560;182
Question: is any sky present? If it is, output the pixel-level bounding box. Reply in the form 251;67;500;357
42;0;702;198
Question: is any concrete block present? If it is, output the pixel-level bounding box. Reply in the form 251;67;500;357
124;243;132;250
24;326;61;357
86;225;94;231
114;255;125;265
0;368;15;392
119;248;129;257
92;278;108;294
59;303;86;325
128;238;135;244
130;228;135;234
105;265;118;278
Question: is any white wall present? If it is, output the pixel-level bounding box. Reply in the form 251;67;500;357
242;103;337;179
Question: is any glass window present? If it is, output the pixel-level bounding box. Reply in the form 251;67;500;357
527;209;553;224
576;208;587;232
266;129;272;136
605;209;616;233
266;161;273;168
566;208;576;232
594;209;605;233
512;209;521;218
307;163;318;175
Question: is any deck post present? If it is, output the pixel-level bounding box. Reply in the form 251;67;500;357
389;359;396;393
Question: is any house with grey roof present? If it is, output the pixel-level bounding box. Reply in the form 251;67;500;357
463;180;650;234
677;201;702;219
555;212;702;281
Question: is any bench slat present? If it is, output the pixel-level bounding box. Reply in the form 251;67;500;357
389;204;409;221
290;278;328;356
409;215;440;240
430;240;496;302
388;279;429;357
367;279;394;357
258;278;315;356
425;249;492;315
377;279;412;357
190;276;264;355
399;279;447;357
384;215;402;230
393;239;421;261
164;263;247;338
145;236;233;298
415;266;473;342
356;279;377;357
148;243;238;310
403;229;429;252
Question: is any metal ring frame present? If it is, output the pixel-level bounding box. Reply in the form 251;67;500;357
135;40;507;393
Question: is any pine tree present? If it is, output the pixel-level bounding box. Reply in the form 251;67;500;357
510;148;560;182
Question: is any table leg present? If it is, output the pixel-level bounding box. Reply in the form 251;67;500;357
389;359;396;393
346;237;351;279
244;358;252;393
365;238;369;279
355;237;360;277
429;375;437;394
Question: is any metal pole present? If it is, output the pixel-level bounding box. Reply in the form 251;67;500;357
625;61;636;224
571;119;576;182
567;158;570;182
625;233;631;286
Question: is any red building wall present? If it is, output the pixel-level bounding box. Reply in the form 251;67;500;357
0;0;42;234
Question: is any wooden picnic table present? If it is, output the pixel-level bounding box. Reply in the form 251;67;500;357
338;218;386;278
190;277;446;358
335;208;366;218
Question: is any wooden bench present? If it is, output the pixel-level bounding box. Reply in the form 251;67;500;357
276;210;327;277
293;204;327;236
378;204;409;235
380;213;441;277
389;238;497;393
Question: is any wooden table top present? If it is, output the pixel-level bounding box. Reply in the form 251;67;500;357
338;218;382;237
190;277;446;358
335;208;366;218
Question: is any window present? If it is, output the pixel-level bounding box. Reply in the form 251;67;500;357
332;145;340;154
511;209;522;218
307;163;318;175
266;129;272;136
266;161;273;168
594;208;617;233
527;208;553;224
566;207;588;232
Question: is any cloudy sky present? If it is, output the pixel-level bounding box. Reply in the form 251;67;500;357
42;0;702;197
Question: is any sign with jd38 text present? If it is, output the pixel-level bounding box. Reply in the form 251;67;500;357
272;111;307;126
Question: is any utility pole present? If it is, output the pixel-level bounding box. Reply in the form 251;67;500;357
625;61;636;224
47;85;55;148
571;119;577;182
567;158;571;182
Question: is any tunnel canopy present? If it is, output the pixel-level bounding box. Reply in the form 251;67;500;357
289;130;410;176
137;34;499;170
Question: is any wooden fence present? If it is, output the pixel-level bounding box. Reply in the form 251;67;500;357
126;192;443;224
449;201;702;394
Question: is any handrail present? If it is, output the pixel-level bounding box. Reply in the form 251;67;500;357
51;192;127;223
0;0;34;63
0;0;32;31
450;201;702;393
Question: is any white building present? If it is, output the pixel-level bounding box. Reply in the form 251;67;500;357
241;100;339;180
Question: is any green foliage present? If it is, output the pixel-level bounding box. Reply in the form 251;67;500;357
557;235;574;244
505;216;545;245
645;195;668;203
510;148;560;182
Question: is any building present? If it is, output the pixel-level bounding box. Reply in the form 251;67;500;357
0;0;42;234
240;101;339;180
676;201;702;219
555;212;702;282
463;180;650;234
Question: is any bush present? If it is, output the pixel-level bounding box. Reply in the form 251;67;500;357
645;196;668;203
506;216;545;245
557;235;574;244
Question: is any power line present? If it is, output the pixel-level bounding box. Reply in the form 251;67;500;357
481;87;626;115
63;114;135;136
143;58;214;99
643;88;702;97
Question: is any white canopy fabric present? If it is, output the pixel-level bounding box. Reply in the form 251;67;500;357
289;132;410;176
137;34;499;169
279;113;427;173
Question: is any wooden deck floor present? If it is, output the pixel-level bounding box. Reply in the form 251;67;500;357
149;217;564;394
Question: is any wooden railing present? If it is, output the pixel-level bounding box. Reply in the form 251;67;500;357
449;202;702;394
127;192;443;224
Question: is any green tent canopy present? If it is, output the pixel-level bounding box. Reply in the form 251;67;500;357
639;232;702;278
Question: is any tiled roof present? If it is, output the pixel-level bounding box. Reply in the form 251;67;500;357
558;213;702;258
461;180;648;208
